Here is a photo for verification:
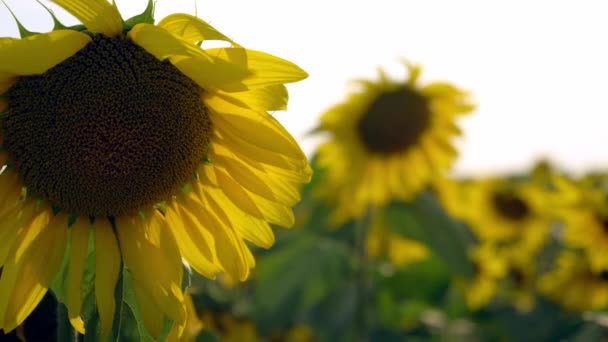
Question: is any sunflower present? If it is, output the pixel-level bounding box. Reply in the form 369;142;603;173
462;243;508;310
0;0;309;337
555;175;608;273
461;242;537;311
314;63;473;223
538;250;608;312
447;177;551;256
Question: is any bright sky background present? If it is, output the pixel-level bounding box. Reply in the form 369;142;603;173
2;0;608;176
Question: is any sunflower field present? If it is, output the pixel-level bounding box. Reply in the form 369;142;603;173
1;0;608;341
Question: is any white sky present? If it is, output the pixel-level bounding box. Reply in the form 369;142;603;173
2;0;608;175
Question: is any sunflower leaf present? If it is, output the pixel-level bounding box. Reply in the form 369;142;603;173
384;192;475;277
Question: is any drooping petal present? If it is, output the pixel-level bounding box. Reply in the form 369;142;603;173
94;219;120;338
165;202;222;279
181;192;249;281
132;281;165;338
0;210;67;332
50;0;122;37
198;175;275;248
157;13;239;46
205;48;308;87
0;30;91;75
66;217;91;334
116;212;186;337
0;200;43;269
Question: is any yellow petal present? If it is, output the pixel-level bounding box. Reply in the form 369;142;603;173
94;219;121;338
169;55;250;92
206;48;308;87
132;281;165;338
201;178;275;248
0;171;23;222
213;132;308;174
208;98;306;161
157;13;239;46
0;210;67;332
128;23;210;60
212;146;301;206
0;30;91;75
50;0;122;36
184;192;249;280
0;72;16;94
216;84;288;112
0;200;40;267
116;213;186;335
165;203;222;279
66;218;91;334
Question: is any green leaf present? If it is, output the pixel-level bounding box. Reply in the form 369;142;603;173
254;231;351;333
384;192;475;277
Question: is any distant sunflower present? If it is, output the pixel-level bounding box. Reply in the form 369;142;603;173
462;242;536;311
315;63;473;223
462;244;507;310
450;178;550;255
555;176;608;273
538;250;608;311
0;0;309;337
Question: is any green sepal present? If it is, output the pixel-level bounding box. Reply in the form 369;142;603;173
34;0;68;30
123;0;155;33
1;0;39;38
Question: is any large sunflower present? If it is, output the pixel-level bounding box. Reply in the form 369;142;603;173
314;63;473;223
0;0;309;337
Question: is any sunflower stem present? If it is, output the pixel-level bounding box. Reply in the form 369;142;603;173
353;206;374;341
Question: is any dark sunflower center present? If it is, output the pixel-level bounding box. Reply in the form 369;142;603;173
1;35;211;216
356;86;431;154
492;192;530;221
599;270;608;281
596;215;608;234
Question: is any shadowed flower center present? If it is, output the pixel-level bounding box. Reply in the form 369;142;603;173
357;86;431;154
1;35;211;217
492;192;530;221
596;215;608;234
599;270;608;281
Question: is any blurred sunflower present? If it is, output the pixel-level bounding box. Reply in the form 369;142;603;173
462;243;537;311
538;250;608;311
447;178;550;255
200;312;260;342
462;244;507;310
555;176;608;272
0;0;309;337
314;63;473;223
